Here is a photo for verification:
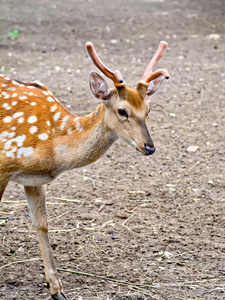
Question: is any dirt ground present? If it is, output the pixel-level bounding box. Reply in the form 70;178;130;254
0;0;225;299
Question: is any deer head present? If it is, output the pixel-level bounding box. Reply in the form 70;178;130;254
86;41;169;155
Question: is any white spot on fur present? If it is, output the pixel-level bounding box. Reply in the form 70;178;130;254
29;126;38;134
76;121;81;130
12;93;18;97
30;102;36;106
3;116;12;123
50;105;57;112
11;101;17;106
0;131;9;138
17;146;33;158
19;95;27;100
68;128;73;134
5;149;15;158
18;117;24;123
4;94;10;99
8;132;15;138
46;121;51;126
4;134;26;150
13;112;24;118
38;133;49;140
2;103;11;110
11;127;16;131
54;112;61;121
5;146;17;158
1;83;6;87
43;91;48;95
27;115;37;123
47;96;54;102
60;115;69;130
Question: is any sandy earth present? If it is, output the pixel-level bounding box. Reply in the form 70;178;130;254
0;0;225;299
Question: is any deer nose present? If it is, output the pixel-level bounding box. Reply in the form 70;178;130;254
144;144;156;155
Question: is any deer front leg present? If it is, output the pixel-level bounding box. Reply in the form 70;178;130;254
24;185;68;300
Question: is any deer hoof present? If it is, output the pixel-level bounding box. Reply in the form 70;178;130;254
51;292;69;300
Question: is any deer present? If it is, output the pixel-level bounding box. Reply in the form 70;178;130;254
0;41;169;300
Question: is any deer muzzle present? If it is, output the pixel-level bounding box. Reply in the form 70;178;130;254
144;144;156;155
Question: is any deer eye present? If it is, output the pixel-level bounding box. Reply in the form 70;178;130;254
118;109;128;118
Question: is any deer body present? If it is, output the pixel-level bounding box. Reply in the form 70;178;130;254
0;77;115;185
0;42;169;300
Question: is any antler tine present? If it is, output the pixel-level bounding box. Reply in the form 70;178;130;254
86;42;125;86
139;41;169;86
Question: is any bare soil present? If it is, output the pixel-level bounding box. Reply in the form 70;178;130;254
0;0;225;299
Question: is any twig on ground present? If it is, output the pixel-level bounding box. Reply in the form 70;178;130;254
57;268;157;299
48;209;74;223
0;258;42;269
84;220;114;231
189;156;210;171
49;227;77;233
17;226;78;233
0;211;14;214
121;213;136;233
2;200;26;203
98;204;105;212
54;197;81;203
129;203;150;212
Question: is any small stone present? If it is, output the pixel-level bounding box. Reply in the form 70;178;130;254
54;66;61;72
187;145;199;152
208;33;221;40
164;251;174;258
168;187;176;194
110;39;118;44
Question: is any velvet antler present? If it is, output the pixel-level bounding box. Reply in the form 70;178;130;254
86;42;125;87
138;41;169;87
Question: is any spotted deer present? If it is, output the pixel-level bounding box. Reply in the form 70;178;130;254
0;41;169;299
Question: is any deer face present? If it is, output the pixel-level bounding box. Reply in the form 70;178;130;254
89;72;164;155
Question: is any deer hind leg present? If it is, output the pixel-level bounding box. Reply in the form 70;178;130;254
0;176;9;201
24;185;68;300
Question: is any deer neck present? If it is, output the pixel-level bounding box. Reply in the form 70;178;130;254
53;104;117;170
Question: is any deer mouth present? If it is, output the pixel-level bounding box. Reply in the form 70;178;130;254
132;141;156;156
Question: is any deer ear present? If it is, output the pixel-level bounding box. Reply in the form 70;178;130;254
146;74;165;96
89;71;111;102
